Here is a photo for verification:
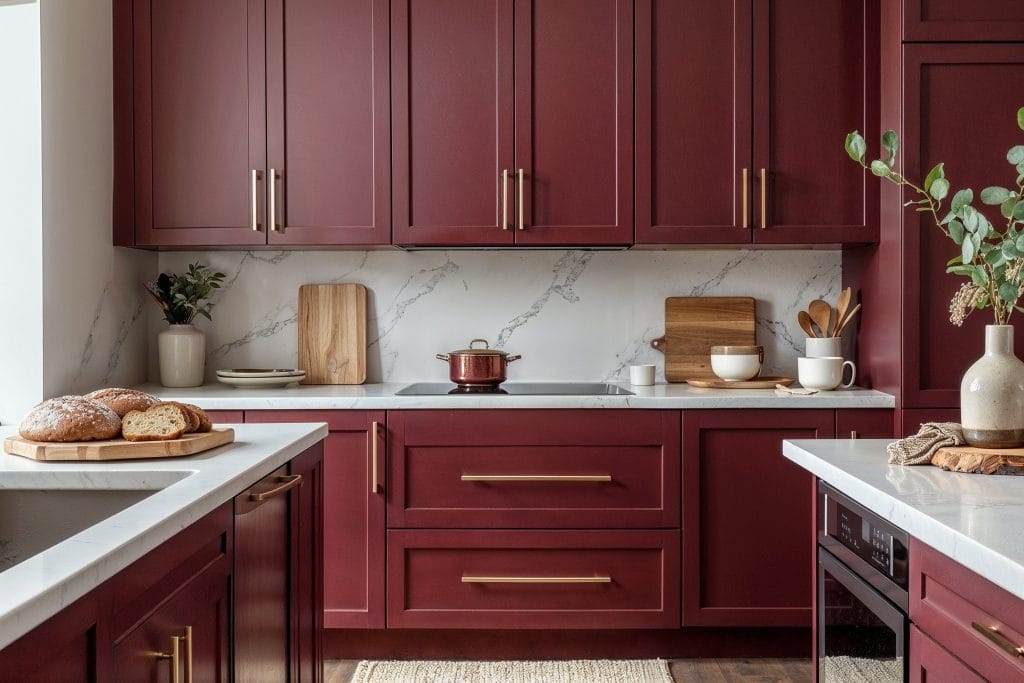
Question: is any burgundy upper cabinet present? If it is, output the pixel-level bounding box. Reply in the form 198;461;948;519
634;0;752;244
392;0;632;247
752;0;879;244
266;0;391;245
636;0;878;246
131;0;267;247
903;0;1024;42
124;0;389;247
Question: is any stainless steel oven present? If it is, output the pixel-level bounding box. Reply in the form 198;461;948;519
817;482;909;682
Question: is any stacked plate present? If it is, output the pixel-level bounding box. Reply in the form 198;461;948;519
216;369;306;388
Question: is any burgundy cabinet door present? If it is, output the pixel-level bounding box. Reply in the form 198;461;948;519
0;591;102;681
391;0;514;246
910;625;985;683
904;0;1024;42
246;411;385;629
635;0;752;244
835;409;895;439
514;0;633;245
133;0;267;246
902;45;1024;408
752;0;879;244
289;444;324;683
682;409;834;627
266;0;390;245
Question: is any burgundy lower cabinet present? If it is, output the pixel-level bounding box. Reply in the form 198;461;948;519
911;540;1024;681
246;410;385;629
903;0;1024;41
682;409;835;627
835;409;895;439
387;530;680;629
205;410;245;423
910;625;985;683
899;409;960;437
290;443;325;683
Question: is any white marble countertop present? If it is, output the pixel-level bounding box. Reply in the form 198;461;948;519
783;439;1024;601
138;382;895;410
0;422;328;650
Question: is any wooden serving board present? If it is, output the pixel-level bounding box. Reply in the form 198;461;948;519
686;376;795;389
650;297;756;382
298;283;367;384
932;446;1024;475
3;428;235;462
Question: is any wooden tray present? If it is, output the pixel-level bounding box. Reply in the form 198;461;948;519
686;376;795;389
3;428;235;462
650;297;756;382
932;445;1024;475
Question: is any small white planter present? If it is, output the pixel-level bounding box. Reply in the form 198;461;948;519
158;324;206;388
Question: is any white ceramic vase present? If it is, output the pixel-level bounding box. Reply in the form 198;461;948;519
960;324;1024;448
158;323;206;388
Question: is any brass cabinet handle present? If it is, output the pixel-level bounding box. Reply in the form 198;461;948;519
250;169;262;231
153;634;181;682
973;622;1024;657
460;474;612;483
759;167;767;229
462;575;612;584
249;474;302;502
501;169;509;230
370;421;380;494
517;168;525;230
269;168;280;232
182;626;193;683
741;168;749;229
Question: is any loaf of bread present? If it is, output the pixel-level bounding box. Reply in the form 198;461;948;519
122;403;189;442
85;388;160;417
181;403;213;432
19;396;122;442
154;401;201;432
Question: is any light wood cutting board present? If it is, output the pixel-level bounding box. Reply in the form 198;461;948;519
298;283;367;384
4;428;235;462
650;297;756;382
932;446;1024;475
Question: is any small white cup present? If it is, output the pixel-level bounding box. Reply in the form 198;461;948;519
806;337;842;358
710;345;763;382
629;364;656;386
798;356;856;391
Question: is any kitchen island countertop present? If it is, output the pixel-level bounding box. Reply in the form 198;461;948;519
137;381;895;410
0;422;327;651
783;438;1024;601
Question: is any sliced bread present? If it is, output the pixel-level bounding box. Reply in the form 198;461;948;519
122;403;189;442
181;403;213;432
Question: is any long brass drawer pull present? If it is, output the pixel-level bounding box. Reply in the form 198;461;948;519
370;421;381;493
741;167;749;229
460;474;612;483
501;169;509;230
462;576;612;584
973;622;1024;657
183;626;193;683
153;634;181;681
759;167;767;229
250;169;262;231
517;168;525;230
269;168;280;232
250;474;302;502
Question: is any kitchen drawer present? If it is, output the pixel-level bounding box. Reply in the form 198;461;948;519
387;530;680;629
910;624;984;683
387;410;680;528
911;541;1024;681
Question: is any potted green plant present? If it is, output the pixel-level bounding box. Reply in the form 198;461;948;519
845;107;1024;447
144;262;226;388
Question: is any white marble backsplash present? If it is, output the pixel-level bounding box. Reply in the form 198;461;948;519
151;249;841;384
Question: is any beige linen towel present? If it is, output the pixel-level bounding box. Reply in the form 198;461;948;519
886;422;965;465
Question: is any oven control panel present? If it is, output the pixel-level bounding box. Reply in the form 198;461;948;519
819;483;909;589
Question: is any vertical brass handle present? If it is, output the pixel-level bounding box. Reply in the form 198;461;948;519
501;169;509;230
183;626;193;683
759;168;767;229
517;168;525;230
153;635;181;682
269;168;280;232
250;169;262;231
741;168;749;229
370;421;380;494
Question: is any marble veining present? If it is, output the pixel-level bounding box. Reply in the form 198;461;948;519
153;249;842;383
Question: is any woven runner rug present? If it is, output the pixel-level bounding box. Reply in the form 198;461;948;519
351;659;673;683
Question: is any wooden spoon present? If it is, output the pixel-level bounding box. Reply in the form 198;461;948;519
808;300;833;340
833;287;852;337
798;310;818;338
834;302;862;337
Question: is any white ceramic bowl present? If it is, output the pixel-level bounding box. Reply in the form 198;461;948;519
710;345;763;381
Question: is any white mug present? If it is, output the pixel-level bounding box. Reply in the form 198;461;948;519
629;364;656;386
806;337;842;359
797;356;856;391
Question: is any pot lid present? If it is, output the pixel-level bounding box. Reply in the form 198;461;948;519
449;339;511;357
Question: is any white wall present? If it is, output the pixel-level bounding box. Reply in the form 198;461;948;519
0;2;44;425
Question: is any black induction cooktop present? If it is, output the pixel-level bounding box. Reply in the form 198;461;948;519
395;382;634;396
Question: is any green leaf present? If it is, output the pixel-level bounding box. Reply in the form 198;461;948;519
1003;197;1018;219
963;205;980;232
947;265;974;276
947;254;964;266
870;160;891;177
963;237;975;263
929;177;950;201
951;189;973;213
845;132;867;162
981;186;1011;205
1002;240;1019;259
1009;146;1024;165
1015;201;1024;221
924;163;945;192
1018;107;1024;132
986;248;1006;266
1001;281;1020;304
882;130;899;166
972;269;988;286
949;220;965;245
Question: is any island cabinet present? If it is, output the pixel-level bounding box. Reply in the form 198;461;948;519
681;409;835;627
910;541;1024;681
635;0;878;245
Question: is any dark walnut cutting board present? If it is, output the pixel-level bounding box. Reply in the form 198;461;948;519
932;446;1024;475
650;297;757;382
298;283;367;384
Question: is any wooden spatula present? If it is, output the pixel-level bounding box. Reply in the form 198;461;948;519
808;300;833;339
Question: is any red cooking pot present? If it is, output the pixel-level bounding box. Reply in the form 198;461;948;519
436;339;522;387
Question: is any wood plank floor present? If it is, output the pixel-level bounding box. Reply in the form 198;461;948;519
326;657;812;682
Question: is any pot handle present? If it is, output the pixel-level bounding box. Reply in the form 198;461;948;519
505;354;522;363
436;353;450;362
650;336;666;353
469;339;490;349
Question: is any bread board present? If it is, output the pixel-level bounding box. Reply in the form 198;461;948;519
298;283;367;384
650;297;757;382
3;428;235;462
932;446;1024;475
686;376;794;389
